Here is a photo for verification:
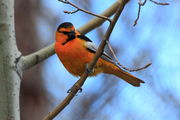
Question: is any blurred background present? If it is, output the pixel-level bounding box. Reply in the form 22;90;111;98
15;0;180;120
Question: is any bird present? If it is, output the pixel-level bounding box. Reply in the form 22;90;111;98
55;22;145;87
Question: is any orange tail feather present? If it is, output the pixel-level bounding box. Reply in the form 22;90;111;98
103;61;145;87
113;68;144;87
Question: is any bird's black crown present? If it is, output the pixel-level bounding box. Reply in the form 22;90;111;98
57;22;73;31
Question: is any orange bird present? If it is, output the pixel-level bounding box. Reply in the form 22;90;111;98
55;22;145;87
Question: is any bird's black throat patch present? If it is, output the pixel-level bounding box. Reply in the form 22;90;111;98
62;34;75;45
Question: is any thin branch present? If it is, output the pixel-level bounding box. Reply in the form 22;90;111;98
58;0;112;23
133;0;169;26
42;0;129;120
141;0;148;6
18;1;120;71
106;41;151;72
125;63;152;72
133;0;147;26
64;9;79;14
78;1;120;34
149;0;169;5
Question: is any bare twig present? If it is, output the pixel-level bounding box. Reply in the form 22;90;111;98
106;41;151;72
141;0;148;6
126;63;152;72
133;0;147;26
58;0;112;23
78;1;119;34
42;0;129;120
64;9;79;14
149;0;169;5
134;0;169;26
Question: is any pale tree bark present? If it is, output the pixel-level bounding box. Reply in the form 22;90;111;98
0;0;21;120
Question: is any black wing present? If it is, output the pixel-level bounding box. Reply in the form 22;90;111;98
78;35;118;66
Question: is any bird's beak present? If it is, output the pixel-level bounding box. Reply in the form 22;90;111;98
68;30;75;38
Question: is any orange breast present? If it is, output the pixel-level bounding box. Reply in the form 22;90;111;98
55;38;95;76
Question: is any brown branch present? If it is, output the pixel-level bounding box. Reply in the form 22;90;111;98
58;0;112;23
64;9;79;14
42;0;129;120
149;0;169;5
106;41;151;72
133;0;169;26
133;0;147;26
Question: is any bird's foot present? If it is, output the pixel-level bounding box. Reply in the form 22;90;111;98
67;85;83;95
85;64;94;74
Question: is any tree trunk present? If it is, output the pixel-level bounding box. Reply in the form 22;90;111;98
0;0;21;119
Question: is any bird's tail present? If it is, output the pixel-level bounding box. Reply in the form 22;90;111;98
103;62;145;87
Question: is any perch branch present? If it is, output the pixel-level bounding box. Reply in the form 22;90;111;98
106;41;151;72
42;0;129;120
19;0;121;71
58;0;112;23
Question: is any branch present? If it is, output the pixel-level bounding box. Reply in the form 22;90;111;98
64;9;79;14
133;0;147;26
149;0;169;5
106;41;151;72
18;44;55;70
133;0;169;26
42;0;129;120
18;0;121;71
58;0;112;23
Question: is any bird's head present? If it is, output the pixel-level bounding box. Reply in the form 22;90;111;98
56;22;80;44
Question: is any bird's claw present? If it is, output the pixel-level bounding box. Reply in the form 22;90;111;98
85;64;94;74
78;87;83;93
67;85;83;95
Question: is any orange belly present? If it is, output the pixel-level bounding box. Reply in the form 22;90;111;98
55;41;104;76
